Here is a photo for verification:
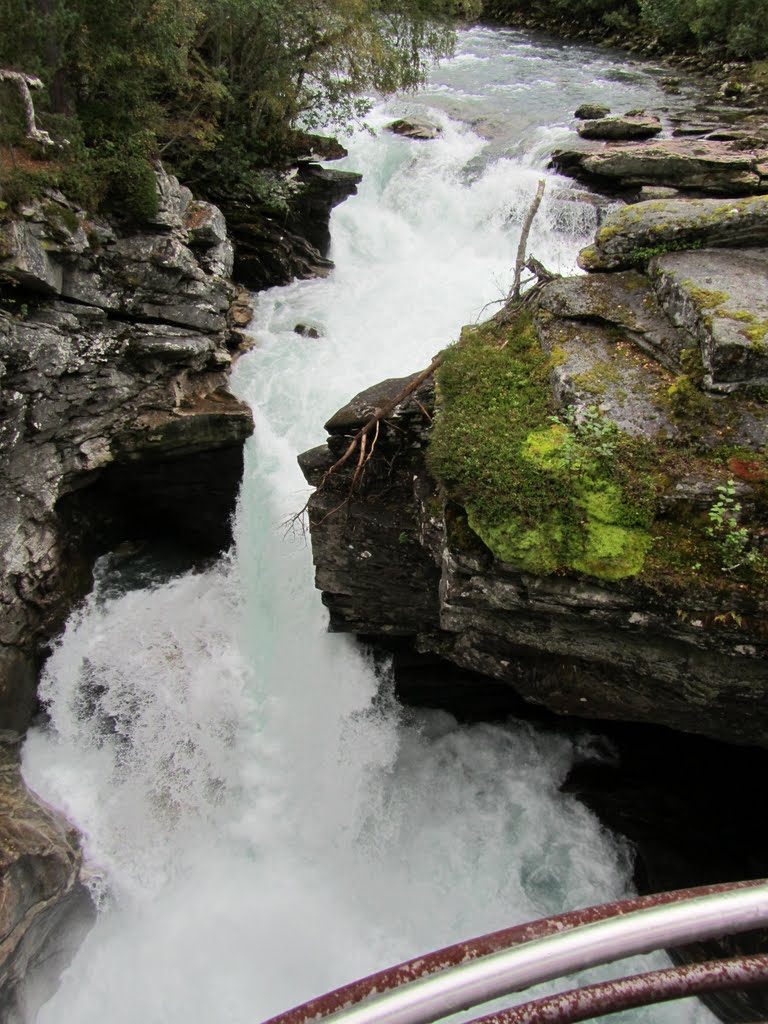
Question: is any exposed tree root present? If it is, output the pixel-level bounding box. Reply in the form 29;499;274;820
284;355;443;532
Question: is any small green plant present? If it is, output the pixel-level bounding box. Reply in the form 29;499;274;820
706;479;764;572
547;404;620;467
628;238;703;267
713;610;743;628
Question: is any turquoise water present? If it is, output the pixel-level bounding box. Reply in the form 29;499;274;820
22;28;714;1024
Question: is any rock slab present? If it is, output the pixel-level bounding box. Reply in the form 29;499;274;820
652;248;768;389
577;114;662;141
0;735;95;1022
579;195;768;271
552;137;768;195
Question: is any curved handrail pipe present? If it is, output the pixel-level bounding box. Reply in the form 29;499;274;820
261;881;768;1024
467;954;768;1024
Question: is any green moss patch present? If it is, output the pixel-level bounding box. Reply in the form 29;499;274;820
682;282;729;308
427;312;655;581
741;320;768;342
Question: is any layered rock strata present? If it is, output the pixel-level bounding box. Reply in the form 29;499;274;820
300;195;768;750
0;168;255;1013
0;170;255;732
552;129;768;196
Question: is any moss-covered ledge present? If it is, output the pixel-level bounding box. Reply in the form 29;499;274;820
426;312;658;582
425;305;767;602
300;194;768;747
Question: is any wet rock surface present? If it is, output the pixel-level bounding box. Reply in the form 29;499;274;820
576;113;662;141
0;175;254;732
385;117;443;140
574;103;610;120
298;375;443;637
0;734;95;1022
221;161;361;291
552;137;768;196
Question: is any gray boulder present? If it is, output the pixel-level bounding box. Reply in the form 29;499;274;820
579;195;768;271
539;269;696;373
574;103;610;120
385;117;443;141
577;114;662;141
652;248;768;390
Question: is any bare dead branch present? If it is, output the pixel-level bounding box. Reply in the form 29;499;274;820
0;69;67;148
509;178;546;304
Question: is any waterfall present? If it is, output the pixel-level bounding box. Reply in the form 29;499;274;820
22;27;715;1024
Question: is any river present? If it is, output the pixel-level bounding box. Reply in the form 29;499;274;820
22;25;716;1024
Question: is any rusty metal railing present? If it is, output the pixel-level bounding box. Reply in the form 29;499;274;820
261;880;768;1024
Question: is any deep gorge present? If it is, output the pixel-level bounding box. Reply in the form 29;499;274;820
1;23;767;1024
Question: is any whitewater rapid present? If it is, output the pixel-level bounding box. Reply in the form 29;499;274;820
22;27;715;1024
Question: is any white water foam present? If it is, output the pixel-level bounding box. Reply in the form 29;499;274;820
22;31;716;1024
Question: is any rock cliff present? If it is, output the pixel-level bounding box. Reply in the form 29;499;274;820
299;195;768;750
0;167;255;733
221;159;363;291
0;166;256;1016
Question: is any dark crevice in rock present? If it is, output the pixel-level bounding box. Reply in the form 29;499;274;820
60;443;245;559
566;724;768;1024
362;636;559;723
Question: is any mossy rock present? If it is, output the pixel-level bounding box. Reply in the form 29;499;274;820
428;305;767;594
428;311;655;582
653;248;768;388
580;195;768;272
569;520;653;581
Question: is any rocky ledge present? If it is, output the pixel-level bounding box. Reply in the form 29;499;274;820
0;166;256;1012
552;118;768;197
220;148;362;291
300;192;768;750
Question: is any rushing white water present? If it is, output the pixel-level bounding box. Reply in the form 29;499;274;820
22;27;715;1024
